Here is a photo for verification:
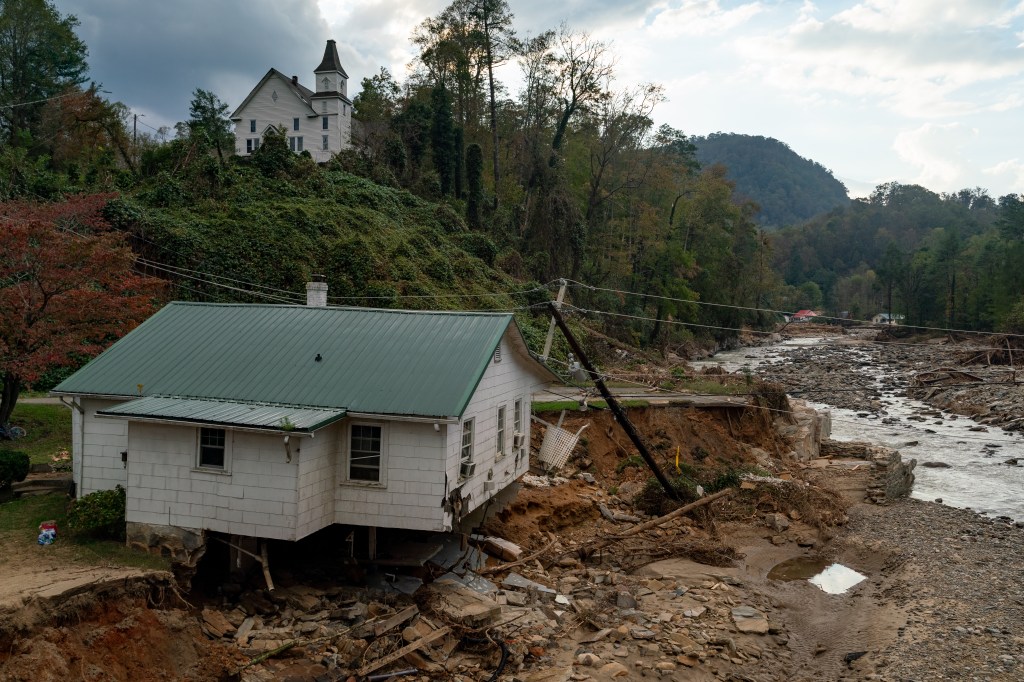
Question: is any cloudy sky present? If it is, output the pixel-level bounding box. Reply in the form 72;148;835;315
56;0;1024;199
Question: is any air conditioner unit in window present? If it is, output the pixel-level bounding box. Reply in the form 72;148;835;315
512;432;526;449
460;462;476;479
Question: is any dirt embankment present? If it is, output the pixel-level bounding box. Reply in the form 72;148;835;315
0;575;244;682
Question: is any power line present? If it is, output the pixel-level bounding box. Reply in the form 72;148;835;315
0;90;82;110
564;279;1024;341
560;301;1019;354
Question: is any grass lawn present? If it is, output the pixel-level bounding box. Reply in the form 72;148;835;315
0;402;72;465
0;493;169;571
532;398;650;414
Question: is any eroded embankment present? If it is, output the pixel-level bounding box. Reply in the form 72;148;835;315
0;573;245;682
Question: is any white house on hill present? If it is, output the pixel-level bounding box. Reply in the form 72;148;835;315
231;40;353;162
53;284;555;561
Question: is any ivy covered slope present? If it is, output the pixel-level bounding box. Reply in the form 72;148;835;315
107;162;548;344
691;133;850;230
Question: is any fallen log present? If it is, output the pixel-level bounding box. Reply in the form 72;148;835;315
607;488;735;540
478;536;559;576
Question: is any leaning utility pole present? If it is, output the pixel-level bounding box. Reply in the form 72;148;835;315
547;302;681;501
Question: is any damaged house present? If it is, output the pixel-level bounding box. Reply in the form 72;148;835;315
53;282;554;562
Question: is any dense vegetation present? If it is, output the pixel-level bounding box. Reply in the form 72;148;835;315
772;183;1024;331
1;0;1022;410
691;133;850;230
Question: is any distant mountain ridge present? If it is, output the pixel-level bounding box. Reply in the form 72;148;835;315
691;133;850;229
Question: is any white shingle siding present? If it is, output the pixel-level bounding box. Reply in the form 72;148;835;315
75;398;129;496
335;420;447;532
447;334;535;519
125;423;299;540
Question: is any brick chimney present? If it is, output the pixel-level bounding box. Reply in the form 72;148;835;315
306;274;327;306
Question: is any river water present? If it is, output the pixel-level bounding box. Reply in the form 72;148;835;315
693;339;1024;522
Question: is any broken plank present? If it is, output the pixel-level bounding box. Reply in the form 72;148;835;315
374;605;419;637
357;627;451;677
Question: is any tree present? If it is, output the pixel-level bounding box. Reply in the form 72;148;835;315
0;0;88;143
186;88;233;164
430;85;456;195
251;125;291;176
466;142;483;228
0;194;163;429
467;0;516;206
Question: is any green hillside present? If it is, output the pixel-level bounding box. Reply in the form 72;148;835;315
691;133;850;229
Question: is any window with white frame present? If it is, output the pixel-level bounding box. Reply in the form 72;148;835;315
496;406;507;458
460;418;474;479
249;119;256;133
322;116;329;130
198;427;228;470
289;136;304;152
322;135;329;151
293;117;299;131
514;397;523;441
348;423;383;482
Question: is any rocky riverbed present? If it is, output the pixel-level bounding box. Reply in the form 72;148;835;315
752;333;1024;430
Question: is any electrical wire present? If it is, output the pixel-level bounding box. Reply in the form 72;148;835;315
558;301;1020;354
563;278;1024;341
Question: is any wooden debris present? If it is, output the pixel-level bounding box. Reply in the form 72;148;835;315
479;536;559;576
422;579;501;627
373;605;419;637
201;608;235;638
356;627;451;677
482;536;523;561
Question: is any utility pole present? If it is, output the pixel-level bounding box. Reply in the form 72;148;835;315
540;279;567;362
547;302;681;501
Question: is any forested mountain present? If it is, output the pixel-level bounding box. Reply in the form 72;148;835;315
691;133;850;229
770;183;1024;331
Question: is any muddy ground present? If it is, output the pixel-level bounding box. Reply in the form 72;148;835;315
2;330;1023;681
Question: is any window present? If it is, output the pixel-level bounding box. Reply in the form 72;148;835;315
349;424;382;482
288;136;304;152
322;116;329;130
322;135;329;151
293;117;299;131
249;119;256;133
496;406;506;458
289;137;296;151
493;346;502;363
246;139;254;153
514;398;523;437
460;418;474;473
198;427;227;469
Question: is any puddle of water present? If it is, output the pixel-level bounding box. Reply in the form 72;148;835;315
767;557;867;594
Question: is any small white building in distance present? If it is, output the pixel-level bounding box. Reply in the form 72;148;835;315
230;40;352;162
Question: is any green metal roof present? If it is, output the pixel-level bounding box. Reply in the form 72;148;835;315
55;303;535;418
97;396;346;433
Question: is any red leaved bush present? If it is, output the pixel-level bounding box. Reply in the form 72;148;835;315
0;193;165;424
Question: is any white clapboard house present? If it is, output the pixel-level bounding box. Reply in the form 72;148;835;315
231;40;352;162
53;283;554;553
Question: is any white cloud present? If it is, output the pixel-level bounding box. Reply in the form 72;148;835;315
737;1;1024;118
893;123;977;189
645;0;765;38
983;159;1024;194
